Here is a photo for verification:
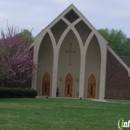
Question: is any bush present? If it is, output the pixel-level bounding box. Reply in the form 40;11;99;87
0;87;37;98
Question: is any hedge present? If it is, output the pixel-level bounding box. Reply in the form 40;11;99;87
0;87;37;98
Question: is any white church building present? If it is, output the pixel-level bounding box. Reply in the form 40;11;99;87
30;4;130;100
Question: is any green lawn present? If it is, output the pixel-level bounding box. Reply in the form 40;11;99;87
0;98;130;130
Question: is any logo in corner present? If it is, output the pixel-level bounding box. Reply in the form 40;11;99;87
118;118;130;130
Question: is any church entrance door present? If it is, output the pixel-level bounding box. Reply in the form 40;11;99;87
65;73;73;97
87;74;96;98
42;72;50;96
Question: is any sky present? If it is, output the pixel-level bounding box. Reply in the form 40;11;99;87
0;0;130;37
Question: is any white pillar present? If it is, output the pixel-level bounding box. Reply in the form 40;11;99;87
31;45;39;90
51;50;58;97
99;45;107;100
79;50;86;98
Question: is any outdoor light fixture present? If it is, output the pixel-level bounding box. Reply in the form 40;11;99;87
59;77;62;82
76;78;79;82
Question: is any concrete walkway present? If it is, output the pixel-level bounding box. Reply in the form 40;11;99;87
36;96;130;104
36;96;109;102
89;99;109;102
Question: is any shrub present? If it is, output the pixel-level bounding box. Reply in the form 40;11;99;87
0;87;37;98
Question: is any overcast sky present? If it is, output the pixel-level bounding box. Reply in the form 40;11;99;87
0;0;130;37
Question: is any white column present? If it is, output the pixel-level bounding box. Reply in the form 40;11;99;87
51;50;59;97
31;45;39;90
99;45;107;100
79;50;86;98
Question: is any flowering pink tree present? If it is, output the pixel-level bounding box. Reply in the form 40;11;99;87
0;26;37;86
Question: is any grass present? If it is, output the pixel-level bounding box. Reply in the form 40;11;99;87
0;98;130;130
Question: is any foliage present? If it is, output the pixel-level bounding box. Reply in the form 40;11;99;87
0;87;37;98
98;28;130;56
0;26;37;85
127;38;130;45
21;29;34;43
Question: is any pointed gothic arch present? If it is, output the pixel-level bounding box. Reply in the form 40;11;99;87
57;29;80;97
85;35;101;98
58;29;81;57
50;19;68;44
42;72;50;96
36;33;53;96
64;73;73;97
31;4;108;100
87;74;96;98
57;26;83;52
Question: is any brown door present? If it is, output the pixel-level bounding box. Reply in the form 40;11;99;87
64;73;73;97
87;74;96;98
42;72;50;96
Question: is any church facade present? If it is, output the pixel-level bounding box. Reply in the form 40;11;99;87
31;4;130;100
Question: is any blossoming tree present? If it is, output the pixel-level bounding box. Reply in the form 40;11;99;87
0;26;37;86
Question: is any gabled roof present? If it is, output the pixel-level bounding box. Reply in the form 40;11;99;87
32;4;107;45
31;4;130;76
120;56;130;68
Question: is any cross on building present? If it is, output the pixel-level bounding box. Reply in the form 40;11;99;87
65;43;76;66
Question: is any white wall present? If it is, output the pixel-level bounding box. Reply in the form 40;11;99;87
57;30;80;97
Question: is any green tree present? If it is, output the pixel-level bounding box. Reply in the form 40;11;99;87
127;38;130;45
21;29;34;44
98;28;130;56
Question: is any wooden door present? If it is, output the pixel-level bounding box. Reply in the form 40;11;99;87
87;74;96;98
42;72;50;96
64;73;73;97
